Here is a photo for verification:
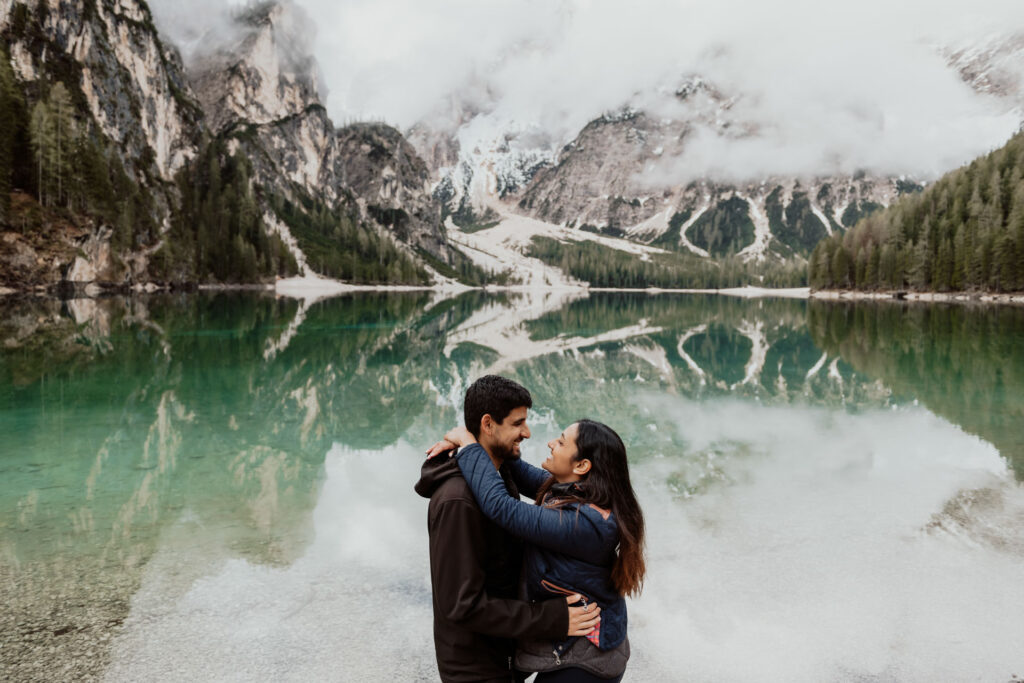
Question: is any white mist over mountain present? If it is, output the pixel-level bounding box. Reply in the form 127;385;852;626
152;0;1024;181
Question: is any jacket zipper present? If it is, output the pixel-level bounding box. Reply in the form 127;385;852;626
543;578;593;662
540;579;591;607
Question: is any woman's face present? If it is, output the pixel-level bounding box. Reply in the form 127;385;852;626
543;422;585;482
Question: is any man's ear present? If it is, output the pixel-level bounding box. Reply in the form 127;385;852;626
573;459;592;476
480;414;494;436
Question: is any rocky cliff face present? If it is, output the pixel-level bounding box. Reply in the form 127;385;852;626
518;104;911;259
0;0;451;291
187;1;448;262
188;2;334;201
335;122;446;257
23;0;202;185
0;0;204;286
1;0;201;187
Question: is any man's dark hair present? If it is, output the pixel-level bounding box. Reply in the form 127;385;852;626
463;375;532;439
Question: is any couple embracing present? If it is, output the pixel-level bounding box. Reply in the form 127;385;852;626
415;375;646;682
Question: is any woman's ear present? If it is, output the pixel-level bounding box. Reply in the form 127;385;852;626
573;459;592;476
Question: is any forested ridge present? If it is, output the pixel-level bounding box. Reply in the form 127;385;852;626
528;236;807;289
0;0;460;288
150;139;299;283
0;46;162;253
0;36;435;287
810;131;1024;292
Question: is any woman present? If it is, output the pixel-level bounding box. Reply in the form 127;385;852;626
436;419;645;682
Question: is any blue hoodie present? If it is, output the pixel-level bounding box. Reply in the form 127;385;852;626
455;443;628;651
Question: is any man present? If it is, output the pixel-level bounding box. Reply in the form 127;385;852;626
415;375;600;682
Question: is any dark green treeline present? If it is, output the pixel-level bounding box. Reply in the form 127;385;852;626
809;132;1024;292
152;139;298;283
0;48;161;247
269;192;429;285
528;236;807;288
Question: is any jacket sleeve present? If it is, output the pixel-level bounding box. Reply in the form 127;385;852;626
456;444;612;564
508;457;551;499
429;497;568;639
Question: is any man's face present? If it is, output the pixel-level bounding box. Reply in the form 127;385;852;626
486;405;531;460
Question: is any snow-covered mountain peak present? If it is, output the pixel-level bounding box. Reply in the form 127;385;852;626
410;100;560;222
943;32;1024;115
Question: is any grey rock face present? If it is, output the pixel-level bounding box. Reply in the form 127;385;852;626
406;120;462;178
944;33;1024;116
188;1;448;262
0;0;204;285
1;0;202;201
516;105;910;259
518;110;681;229
189;2;320;135
335;123;446;257
188;2;335;206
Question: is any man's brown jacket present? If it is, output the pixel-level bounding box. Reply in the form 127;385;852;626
415;454;568;682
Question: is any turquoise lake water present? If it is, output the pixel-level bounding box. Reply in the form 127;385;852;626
1;291;1022;681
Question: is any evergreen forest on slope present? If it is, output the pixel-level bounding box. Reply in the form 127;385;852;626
810;131;1024;293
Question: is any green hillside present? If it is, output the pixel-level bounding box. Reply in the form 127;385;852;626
809;131;1024;292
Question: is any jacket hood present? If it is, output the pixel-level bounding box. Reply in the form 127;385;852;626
414;450;461;498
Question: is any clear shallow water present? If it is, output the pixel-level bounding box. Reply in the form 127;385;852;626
1;292;1022;681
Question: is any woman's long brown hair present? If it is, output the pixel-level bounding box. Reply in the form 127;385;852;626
536;419;646;597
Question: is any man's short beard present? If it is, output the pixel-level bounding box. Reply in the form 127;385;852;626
492;441;521;461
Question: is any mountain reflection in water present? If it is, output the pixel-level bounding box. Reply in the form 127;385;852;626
0;291;1022;681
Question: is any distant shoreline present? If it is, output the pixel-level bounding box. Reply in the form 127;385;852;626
0;280;812;299
810;290;1024;305
4;280;1024;305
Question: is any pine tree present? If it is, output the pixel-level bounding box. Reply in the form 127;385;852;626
831;244;851;288
48;82;74;207
936;238;953;291
29;100;52;207
0;47;20;223
865;243;879;289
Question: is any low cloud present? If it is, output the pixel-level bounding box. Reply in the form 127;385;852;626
151;0;1024;181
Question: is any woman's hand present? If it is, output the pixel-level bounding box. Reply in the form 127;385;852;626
425;439;458;459
424;426;477;459
566;594;601;636
443;426;476;448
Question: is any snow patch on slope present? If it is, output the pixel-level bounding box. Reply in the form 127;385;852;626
734;319;768;389
449;208;668;288
679;202;712;258
263;211;309;275
810;204;833;237
737;195;772;262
